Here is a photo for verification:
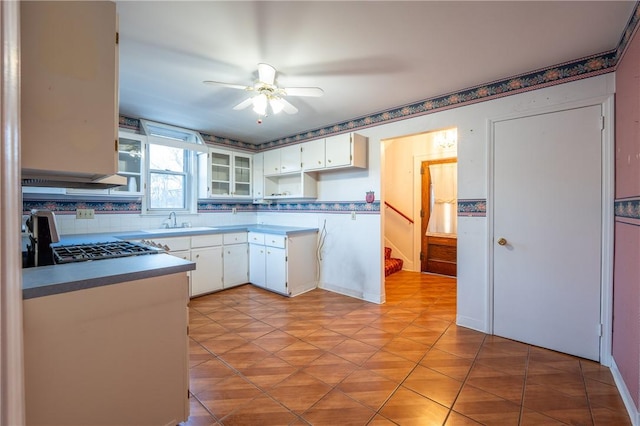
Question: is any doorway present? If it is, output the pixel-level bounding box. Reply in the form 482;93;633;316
382;128;458;274
421;158;457;275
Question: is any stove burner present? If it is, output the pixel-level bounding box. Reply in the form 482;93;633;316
52;241;162;264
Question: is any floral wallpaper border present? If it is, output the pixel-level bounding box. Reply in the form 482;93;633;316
23;199;142;215
458;199;487;217
23;199;381;215
614;197;640;220
254;201;380;214
27;197;638;220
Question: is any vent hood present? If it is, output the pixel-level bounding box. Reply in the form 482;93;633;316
21;170;127;190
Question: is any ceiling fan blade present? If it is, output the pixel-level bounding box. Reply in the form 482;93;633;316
233;97;254;111
257;63;276;85
203;80;250;91
282;87;324;97
280;98;298;115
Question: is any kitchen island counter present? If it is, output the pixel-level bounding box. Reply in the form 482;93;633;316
22;253;194;299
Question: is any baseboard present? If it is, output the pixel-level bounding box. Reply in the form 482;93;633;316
318;282;384;304
610;358;640;426
456;315;488;333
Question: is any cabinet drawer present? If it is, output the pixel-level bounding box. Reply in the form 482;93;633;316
264;234;286;249
223;232;248;245
248;232;265;245
191;234;223;248
145;237;190;252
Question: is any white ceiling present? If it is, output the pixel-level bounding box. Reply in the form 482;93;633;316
116;1;636;145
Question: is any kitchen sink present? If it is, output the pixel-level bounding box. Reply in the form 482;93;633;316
141;227;217;233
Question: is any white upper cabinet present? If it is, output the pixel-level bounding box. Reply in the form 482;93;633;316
252;152;264;200
199;149;252;199
20;1;119;179
324;133;367;169
263;145;302;175
280;145;302;174
301;139;326;170
111;131;145;195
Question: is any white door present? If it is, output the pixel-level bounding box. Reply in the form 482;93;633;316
493;104;602;361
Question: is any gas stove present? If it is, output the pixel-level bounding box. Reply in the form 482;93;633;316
51;241;163;264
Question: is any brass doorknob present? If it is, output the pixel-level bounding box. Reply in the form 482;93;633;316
497;237;507;246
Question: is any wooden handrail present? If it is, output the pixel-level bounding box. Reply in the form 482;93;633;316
384;201;414;224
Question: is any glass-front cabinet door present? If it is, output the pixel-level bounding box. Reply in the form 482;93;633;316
233;154;252;197
199;148;252;199
113;131;145;194
210;151;232;196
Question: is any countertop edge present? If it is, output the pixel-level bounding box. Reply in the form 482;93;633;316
23;254;195;300
116;225;319;240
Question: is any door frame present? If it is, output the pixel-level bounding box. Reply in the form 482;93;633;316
486;95;614;365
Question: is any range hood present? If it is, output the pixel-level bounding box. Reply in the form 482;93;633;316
21;170;127;190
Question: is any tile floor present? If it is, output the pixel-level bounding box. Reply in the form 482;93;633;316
182;270;631;425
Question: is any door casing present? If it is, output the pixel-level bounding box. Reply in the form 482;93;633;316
486;95;615;365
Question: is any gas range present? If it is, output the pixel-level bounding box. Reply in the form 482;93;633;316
51;241;163;264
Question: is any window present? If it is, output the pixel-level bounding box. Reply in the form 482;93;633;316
140;120;207;214
148;144;187;209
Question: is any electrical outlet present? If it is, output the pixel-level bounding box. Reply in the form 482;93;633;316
76;208;95;219
351;211;356;220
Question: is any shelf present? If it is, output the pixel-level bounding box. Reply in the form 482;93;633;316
264;171;317;200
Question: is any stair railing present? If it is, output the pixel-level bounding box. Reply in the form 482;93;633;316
384;201;414;224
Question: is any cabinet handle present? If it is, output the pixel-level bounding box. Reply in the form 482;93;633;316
328;159;332;163
196;254;200;259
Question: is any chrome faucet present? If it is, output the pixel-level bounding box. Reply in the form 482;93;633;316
168;211;177;228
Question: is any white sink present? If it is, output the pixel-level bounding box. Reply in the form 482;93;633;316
141;227;216;233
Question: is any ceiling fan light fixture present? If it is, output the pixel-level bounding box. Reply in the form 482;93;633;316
252;93;268;116
270;97;284;114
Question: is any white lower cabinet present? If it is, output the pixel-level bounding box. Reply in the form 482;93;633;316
265;246;287;294
249;243;267;288
138;232;248;297
191;246;223;296
222;232;249;288
248;231;318;296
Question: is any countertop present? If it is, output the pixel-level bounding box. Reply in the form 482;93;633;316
22;253;195;299
22;224;318;299
116;224;319;240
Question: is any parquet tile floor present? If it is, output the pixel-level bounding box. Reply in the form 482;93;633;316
182;270;631;425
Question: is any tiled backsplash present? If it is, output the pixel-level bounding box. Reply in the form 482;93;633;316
22;199;382;235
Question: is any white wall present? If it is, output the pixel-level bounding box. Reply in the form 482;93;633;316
256;211;383;303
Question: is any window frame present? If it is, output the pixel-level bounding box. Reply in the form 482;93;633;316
139;120;207;215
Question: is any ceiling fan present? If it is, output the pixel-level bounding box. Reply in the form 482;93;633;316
203;63;324;117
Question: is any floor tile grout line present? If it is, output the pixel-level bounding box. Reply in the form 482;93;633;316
440;330;488;425
517;344;531;425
